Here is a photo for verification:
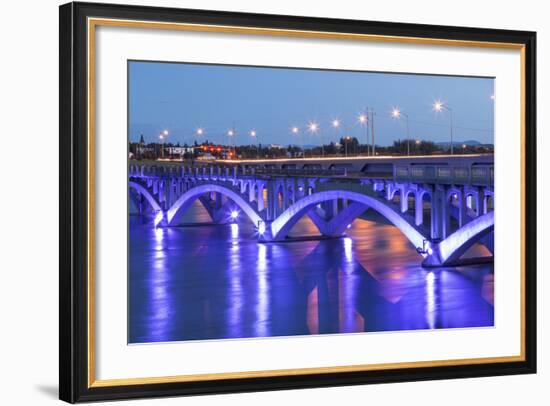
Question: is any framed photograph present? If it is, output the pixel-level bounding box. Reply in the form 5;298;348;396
59;1;536;403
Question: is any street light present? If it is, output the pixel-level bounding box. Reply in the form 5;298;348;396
344;135;351;157
227;128;236;158
358;111;373;156
433;100;454;155
291;126;304;158
250;130;259;159
391;107;411;156
308;121;323;157
358;113;367;156
159;129;169;159
331;118;342;156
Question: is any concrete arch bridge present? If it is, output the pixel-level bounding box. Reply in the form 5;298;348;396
129;156;494;268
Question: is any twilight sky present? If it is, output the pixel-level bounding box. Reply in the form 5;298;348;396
129;61;494;147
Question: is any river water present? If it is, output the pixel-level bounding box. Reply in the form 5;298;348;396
129;201;494;344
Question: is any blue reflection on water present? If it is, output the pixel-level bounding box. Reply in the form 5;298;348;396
128;203;494;344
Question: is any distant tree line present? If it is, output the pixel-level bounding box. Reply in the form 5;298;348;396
129;137;494;161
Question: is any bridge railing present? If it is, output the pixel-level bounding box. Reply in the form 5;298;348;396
395;164;493;186
250;167;346;177
315;180;376;196
129;161;493;188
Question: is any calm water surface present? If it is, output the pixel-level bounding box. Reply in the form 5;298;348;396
129;202;494;344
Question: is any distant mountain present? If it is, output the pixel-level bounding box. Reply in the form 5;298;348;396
435;140;484;146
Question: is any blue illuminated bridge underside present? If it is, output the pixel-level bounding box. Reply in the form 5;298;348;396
128;155;494;267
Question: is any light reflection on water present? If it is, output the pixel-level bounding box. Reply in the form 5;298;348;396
129;202;494;344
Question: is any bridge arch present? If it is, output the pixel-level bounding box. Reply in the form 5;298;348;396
167;184;262;227
269;190;427;249
128;181;162;212
435;211;494;266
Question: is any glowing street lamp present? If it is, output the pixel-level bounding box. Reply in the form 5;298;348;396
308;121;324;157
159;129;169;159
433;100;454;155
358;111;372;156
331;118;344;156
227;128;236;158
391;107;411;156
249;130;260;159
291;126;304;158
343;135;351;157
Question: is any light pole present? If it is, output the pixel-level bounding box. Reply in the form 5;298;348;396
249;130;259;159
159;129;168;159
392;107;410;156
331;118;341;157
358;112;368;156
308;121;321;157
291;126;303;158
344;136;351;157
227;128;236;159
433;100;454;155
369;108;376;156
195;128;204;150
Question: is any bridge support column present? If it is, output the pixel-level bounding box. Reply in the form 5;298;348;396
168;180;176;208
249;182;255;203
282;183;291;212
442;194;451;238
456;191;466;227
157;181;164;205
257;182;265;212
162;180;170;210
431;188;444;240
476;189;484;216
266;183;276;221
400;188;408;213
415;191;424;226
321;199;338;220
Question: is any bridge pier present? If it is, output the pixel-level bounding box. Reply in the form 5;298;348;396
415;190;424;226
257;181;265;212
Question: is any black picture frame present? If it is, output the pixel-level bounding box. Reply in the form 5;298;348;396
59;1;537;403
